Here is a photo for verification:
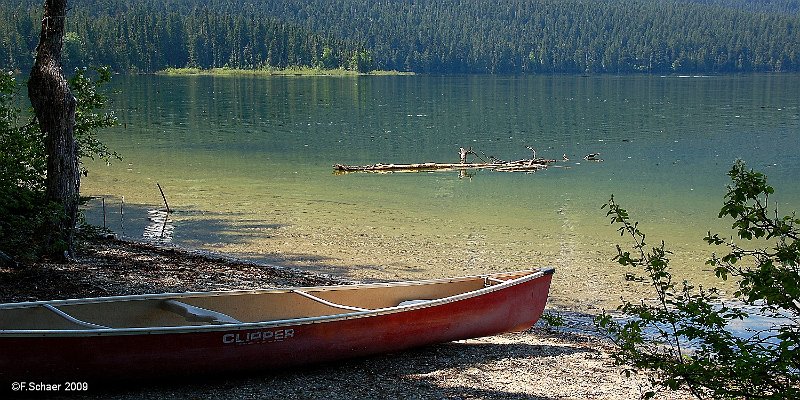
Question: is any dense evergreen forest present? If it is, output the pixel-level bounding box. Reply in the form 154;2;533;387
2;0;799;74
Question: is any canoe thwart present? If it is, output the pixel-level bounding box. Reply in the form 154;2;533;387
292;290;371;312
41;304;110;329
485;277;508;285
160;299;241;324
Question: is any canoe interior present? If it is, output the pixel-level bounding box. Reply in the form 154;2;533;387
0;271;536;331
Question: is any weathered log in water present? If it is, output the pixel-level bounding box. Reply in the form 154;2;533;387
333;159;558;174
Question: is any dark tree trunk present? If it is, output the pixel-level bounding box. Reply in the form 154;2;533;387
27;0;79;260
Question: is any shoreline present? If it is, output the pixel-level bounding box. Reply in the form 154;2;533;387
157;67;415;77
0;237;691;399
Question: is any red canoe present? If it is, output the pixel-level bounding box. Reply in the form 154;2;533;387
0;268;554;382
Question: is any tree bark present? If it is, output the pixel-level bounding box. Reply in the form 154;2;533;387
27;0;79;259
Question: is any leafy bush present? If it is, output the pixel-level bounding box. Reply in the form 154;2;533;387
0;68;117;264
70;66;119;170
596;160;799;399
0;71;52;262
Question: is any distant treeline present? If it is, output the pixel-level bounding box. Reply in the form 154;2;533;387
2;0;799;74
0;1;373;73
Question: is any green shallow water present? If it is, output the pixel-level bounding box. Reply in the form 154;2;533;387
82;74;800;309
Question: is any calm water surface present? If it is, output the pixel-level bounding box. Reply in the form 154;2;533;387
82;74;800;308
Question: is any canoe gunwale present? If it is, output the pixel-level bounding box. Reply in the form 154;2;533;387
0;267;554;337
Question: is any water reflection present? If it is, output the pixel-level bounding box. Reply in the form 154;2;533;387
81;74;800;309
143;209;173;243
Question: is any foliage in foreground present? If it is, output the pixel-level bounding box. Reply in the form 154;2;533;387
596;160;799;399
0;68;117;263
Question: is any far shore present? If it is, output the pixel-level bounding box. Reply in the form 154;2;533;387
157;67;415;77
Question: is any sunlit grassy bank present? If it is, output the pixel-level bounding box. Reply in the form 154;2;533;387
158;67;414;77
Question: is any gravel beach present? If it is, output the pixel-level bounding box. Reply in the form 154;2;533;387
0;238;691;399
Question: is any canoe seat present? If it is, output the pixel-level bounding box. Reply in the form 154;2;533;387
160;300;241;324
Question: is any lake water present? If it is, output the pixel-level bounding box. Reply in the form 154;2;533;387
81;74;800;309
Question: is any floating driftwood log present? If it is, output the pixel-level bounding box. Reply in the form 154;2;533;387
334;147;559;174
